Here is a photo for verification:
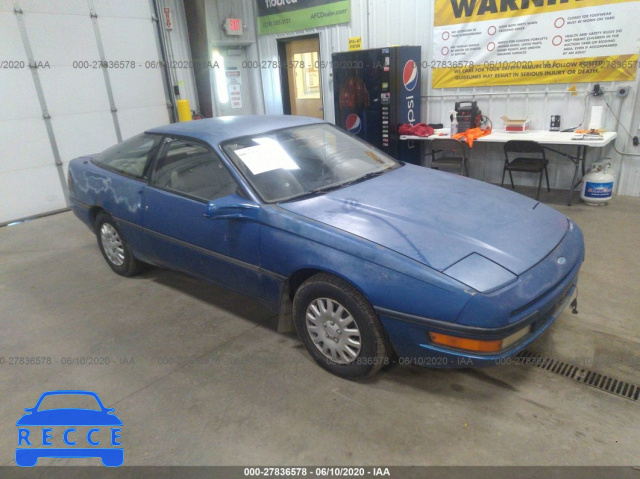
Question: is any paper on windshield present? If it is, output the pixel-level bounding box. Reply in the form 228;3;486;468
234;138;299;175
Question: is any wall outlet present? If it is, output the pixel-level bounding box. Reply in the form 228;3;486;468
550;115;561;131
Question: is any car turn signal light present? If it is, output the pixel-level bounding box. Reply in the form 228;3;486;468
428;332;503;353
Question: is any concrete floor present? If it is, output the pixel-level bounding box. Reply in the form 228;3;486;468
1;189;639;467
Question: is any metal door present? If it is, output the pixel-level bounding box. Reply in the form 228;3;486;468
141;137;262;298
211;47;255;116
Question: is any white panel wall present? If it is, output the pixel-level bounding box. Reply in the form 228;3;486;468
23;7;118;172
255;0;640;197
0;3;67;223
4;0;636;224
92;0;170;138
0;0;172;224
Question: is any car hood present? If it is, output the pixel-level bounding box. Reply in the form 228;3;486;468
278;164;568;275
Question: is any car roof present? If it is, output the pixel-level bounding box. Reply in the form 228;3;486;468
146;115;326;146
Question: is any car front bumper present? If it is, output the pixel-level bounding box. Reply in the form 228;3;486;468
376;280;577;368
375;223;583;368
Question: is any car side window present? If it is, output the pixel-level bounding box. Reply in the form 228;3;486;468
151;139;238;202
92;133;161;179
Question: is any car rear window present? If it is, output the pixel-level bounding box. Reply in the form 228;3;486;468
92;133;161;179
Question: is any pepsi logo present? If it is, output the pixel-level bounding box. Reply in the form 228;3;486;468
346;114;361;134
403;60;418;92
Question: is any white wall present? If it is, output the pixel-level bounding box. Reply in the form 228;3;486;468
2;0;637;223
0;0;171;224
255;0;640;197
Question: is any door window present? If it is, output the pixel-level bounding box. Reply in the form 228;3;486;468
151;139;238;202
292;51;320;100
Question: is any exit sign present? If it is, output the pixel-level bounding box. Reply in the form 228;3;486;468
223;18;243;36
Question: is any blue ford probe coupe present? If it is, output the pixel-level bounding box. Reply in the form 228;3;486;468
68;115;583;379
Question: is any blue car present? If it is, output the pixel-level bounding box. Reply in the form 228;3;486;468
16;390;123;467
68;115;583;379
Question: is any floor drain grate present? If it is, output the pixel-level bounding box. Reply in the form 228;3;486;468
517;350;640;402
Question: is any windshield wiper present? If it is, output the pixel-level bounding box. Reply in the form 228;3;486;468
349;169;388;184
282;189;328;202
283;169;390;203
282;183;345;202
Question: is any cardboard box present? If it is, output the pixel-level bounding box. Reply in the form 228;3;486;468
501;116;530;132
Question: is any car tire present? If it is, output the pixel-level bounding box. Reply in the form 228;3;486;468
95;213;142;277
293;273;391;379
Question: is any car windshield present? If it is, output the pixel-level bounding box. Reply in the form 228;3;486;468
222;124;400;203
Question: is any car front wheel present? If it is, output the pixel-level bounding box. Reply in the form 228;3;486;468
293;273;391;379
95;213;142;277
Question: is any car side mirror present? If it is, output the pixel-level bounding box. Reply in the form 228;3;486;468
204;194;260;221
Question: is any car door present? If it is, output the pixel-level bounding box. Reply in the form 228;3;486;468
141;137;263;298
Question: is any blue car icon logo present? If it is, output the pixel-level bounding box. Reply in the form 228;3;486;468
16;390;123;467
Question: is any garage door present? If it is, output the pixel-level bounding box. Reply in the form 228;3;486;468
0;0;170;225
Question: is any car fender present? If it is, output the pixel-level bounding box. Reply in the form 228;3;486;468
260;206;474;327
68;158;152;261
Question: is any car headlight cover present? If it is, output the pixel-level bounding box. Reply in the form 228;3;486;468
443;253;517;293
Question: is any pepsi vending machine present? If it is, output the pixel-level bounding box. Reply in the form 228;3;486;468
332;46;421;164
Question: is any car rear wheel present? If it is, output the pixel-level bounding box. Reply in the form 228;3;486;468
95;213;142;277
293;273;391;379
